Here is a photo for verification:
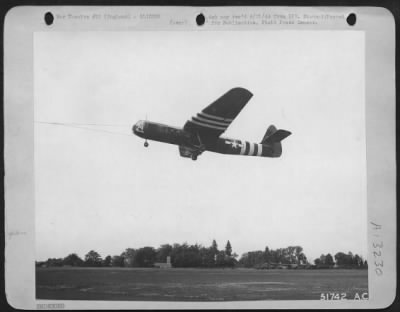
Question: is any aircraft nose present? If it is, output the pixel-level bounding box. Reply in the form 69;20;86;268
132;121;145;137
132;121;141;133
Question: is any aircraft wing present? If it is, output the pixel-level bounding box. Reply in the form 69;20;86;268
183;87;253;142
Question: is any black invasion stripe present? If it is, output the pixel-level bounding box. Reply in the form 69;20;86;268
244;142;250;155
195;114;230;126
193;116;229;127
253;144;258;156
199;112;233;123
189;119;226;131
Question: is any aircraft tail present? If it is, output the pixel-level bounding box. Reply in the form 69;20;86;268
261;125;291;157
261;125;291;145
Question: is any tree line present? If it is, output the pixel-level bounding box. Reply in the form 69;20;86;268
36;240;237;268
239;246;367;269
314;252;368;269
239;246;307;268
36;240;367;269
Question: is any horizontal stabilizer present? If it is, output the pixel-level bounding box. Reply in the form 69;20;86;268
262;128;291;145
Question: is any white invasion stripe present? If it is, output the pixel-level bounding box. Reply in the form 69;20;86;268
196;114;230;126
194;115;230;127
240;141;246;155
199;112;233;122
248;143;254;156
257;144;263;156
189;119;226;130
191;118;227;130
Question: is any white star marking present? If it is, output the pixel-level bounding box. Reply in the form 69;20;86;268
225;141;242;149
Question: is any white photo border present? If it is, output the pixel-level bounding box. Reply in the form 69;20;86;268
4;6;396;309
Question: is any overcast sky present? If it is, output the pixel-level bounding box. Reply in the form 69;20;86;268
34;30;366;262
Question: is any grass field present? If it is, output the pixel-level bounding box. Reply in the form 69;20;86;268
36;267;368;301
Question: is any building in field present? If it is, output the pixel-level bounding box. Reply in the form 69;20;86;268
154;256;172;269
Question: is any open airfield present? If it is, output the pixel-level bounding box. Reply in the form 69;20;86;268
36;267;368;301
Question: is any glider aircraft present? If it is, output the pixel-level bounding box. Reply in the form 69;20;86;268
133;87;291;160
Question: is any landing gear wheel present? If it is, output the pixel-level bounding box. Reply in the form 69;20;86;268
144;140;149;147
191;155;197;161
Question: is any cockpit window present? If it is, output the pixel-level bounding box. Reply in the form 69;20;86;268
136;120;145;133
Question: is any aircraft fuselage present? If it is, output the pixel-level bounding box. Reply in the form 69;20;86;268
133;120;282;158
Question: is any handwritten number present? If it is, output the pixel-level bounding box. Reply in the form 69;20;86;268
375;268;383;276
373;241;383;248
373;250;381;257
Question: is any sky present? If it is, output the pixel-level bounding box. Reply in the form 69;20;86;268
34;30;366;262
